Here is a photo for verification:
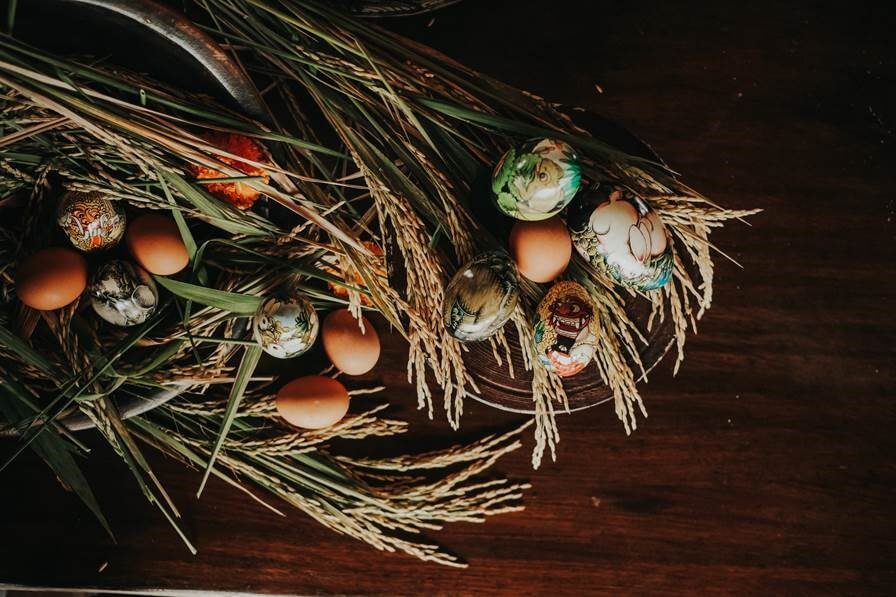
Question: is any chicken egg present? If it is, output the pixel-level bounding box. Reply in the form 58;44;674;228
508;216;572;283
276;375;350;430
15;247;87;311
125;214;190;276
322;309;380;375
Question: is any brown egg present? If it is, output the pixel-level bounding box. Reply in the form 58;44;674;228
126;214;189;275
508;216;572;283
276;376;350;429
322;309;381;375
16;247;87;311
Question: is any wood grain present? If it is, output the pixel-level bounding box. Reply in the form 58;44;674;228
2;0;895;594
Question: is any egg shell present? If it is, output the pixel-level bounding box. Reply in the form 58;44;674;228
276;375;350;429
56;191;126;252
533;280;599;377
443;251;520;343
253;296;319;359
16;247;87;311
566;185;673;291
322;309;381;375
492;138;582;221
126;214;190;276
509;217;572;283
89;260;158;327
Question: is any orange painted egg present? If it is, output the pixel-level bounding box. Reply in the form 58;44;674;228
56;191;125;252
276;376;350;430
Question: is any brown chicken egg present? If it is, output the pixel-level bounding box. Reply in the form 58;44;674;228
276;376;350;430
16;247;87;311
508;216;572;283
126;214;190;276
322;309;381;375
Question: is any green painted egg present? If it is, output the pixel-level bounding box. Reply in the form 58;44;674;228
492;138;582;221
443;251;520;342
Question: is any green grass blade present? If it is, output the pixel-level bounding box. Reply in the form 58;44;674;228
197;345;262;497
0;392;114;540
154;276;262;315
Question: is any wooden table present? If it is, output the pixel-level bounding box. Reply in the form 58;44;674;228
2;0;894;594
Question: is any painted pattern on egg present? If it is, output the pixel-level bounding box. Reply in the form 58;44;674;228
443;251;520;342
533;281;599;377
253;296;319;359
57;191;126;252
89;260;158;326
492;138;582;221
567;185;673;291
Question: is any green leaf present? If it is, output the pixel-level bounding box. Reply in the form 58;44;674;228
197;345;262;497
154;276;262;315
0;390;114;540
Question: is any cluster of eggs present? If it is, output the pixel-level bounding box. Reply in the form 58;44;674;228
253;293;382;432
16;192;188;327
442;138;674;378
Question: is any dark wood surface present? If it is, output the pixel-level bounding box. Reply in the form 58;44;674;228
2;0;895;594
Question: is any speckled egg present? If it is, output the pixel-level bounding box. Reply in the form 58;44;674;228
533;281;599;378
89;260;158;326
56;191;126;252
492;138;581;221
253;296;319;359
566;184;673;291
443;251;520;343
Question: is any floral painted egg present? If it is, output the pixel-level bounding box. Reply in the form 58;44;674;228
89;260;158;326
492;138;582;221
533;281;599;377
253;296;319;359
567;185;674;291
57;191;126;252
443;251;520;342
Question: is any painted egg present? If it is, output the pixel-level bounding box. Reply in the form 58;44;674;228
492;138;582;221
533;281;599;377
443;251;520;342
56;191;126;252
566;185;674;291
321;241;386;306
89;260;158;326
253;296;319;358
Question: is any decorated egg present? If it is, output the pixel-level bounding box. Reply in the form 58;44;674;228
16;247;88;311
533;281;599;377
492;138;581;221
276;375;350;430
56;191;126;252
89;260;158;326
253;296;319;358
443;251;520;342
567;185;673;291
190;132;270;210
